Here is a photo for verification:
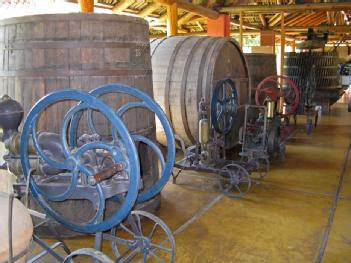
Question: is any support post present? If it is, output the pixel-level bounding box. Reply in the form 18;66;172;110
207;14;230;37
79;0;94;13
292;40;296;52
279;11;285;114
167;3;178;36
239;11;244;48
280;12;285;76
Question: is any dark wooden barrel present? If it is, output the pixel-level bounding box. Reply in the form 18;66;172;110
244;53;276;99
0;13;159;236
151;36;249;148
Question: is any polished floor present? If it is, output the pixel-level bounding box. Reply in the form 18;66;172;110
2;103;351;262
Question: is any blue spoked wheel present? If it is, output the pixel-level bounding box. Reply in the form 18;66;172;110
20;89;140;234
69;83;175;204
211;79;238;135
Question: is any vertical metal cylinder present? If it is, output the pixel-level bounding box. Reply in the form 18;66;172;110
199;119;210;145
267;101;275;118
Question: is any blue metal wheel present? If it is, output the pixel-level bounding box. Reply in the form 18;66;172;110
20;89;140;233
68;83;175;203
210;79;238;135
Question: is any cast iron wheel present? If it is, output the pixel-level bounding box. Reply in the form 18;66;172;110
219;163;251;198
211;79;238;135
110;210;176;263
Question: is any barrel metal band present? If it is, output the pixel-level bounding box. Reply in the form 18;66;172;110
150;37;169;57
164;37;185;130
0;69;151;77
180;37;206;144
0;41;149;50
196;37;219;114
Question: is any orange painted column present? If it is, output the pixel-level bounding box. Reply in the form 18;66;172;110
207;14;230;37
167;2;178;36
79;0;94;13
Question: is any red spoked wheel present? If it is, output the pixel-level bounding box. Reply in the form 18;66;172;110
255;75;300;117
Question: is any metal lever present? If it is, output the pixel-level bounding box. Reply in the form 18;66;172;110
89;163;125;185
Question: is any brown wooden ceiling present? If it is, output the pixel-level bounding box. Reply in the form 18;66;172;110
3;0;351;43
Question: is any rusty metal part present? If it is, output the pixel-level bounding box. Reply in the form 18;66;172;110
5;133;36;155
91;163;126;185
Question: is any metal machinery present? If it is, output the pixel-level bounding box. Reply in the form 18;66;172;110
0;83;176;262
248;75;300;164
239;105;269;179
173;79;251;198
284;51;342;116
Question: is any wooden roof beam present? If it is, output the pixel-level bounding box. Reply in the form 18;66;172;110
269;13;282;27
220;2;351;14
112;0;134;13
259;14;267;28
268;13;280;24
178;13;195;25
288;13;315;26
270;12;290;27
138;3;161;17
311;16;328;26
231;20;261;30
300;13;325;26
155;0;219;19
274;25;351;32
285;13;306;26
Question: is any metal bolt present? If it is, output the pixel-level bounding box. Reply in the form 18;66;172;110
87;176;97;186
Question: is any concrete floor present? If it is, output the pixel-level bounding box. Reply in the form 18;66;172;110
3;103;351;262
154;103;351;262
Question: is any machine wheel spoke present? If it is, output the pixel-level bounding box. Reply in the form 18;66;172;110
151;243;173;253
149;251;165;263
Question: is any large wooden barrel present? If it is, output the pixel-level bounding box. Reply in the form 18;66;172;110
151;36;249;148
0;13;158;236
244;53;276;99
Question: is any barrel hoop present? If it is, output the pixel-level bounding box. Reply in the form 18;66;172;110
0;69;151;77
194;37;219;144
150;37;170;57
0;41;149;49
180;37;205;143
0;14;149;26
196;37;219;106
164;37;187;130
204;38;224;101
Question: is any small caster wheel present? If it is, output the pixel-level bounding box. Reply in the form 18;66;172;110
219;163;251;198
110;210;176;262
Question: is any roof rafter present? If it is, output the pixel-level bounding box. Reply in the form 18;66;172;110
220;2;351;14
155;0;219;19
